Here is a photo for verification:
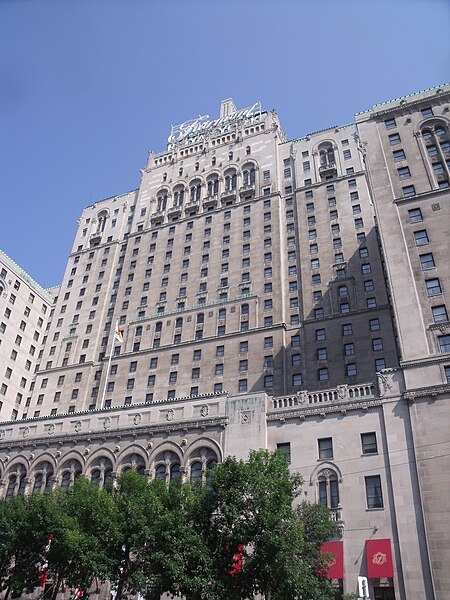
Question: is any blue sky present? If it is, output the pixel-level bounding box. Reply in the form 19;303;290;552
1;0;449;287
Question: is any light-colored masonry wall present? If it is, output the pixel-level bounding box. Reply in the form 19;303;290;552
1;88;450;599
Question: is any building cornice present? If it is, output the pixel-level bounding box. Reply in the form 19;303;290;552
400;354;450;369
355;84;450;120
0;249;56;303
267;398;383;422
404;384;450;401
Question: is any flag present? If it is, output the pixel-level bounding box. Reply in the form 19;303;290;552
114;320;124;343
39;534;53;588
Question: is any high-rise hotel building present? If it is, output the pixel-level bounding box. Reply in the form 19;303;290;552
0;85;449;600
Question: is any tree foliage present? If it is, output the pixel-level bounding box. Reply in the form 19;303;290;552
0;451;338;600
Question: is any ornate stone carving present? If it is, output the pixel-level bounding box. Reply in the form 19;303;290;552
241;411;251;425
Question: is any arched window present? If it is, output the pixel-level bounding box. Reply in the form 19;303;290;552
60;459;83;489
96;210;108;233
155;321;163;333
155;464;166;480
206;459;217;482
190;461;202;482
188;448;219;484
61;471;71;489
224;169;237;191
318;469;340;509
6;465;27;497
119;453;146;476
89;457;113;488
32;461;54;494
170;464;181;481
420;120;450;189
157;193;168;212
338;286;348;298
6;475;17;498
173;186;185;207
241;303;249;315
243;165;256;187
175;317;183;328
219;308;226;320
190;180;202;202
197;313;204;324
318;142;336;167
207;176;219;197
154;451;181;484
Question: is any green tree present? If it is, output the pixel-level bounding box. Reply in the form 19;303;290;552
139;479;214;600
195;450;338;600
43;478;118;598
106;470;164;600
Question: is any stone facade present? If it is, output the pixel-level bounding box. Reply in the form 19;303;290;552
1;85;449;599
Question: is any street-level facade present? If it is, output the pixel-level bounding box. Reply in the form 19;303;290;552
1;85;449;599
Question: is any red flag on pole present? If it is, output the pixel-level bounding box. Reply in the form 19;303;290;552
39;534;54;588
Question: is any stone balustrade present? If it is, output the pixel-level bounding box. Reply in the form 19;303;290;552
272;383;375;410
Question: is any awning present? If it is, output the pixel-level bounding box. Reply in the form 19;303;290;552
321;541;344;579
366;538;394;578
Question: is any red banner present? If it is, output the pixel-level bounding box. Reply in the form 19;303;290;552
321;541;344;579
366;538;394;578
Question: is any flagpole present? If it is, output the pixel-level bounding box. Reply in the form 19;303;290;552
100;320;119;409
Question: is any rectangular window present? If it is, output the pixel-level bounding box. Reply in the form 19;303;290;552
389;133;401;145
403;185;416;197
365;475;384;509
361;432;378;454
318;367;329;381
291;335;300;348
342;323;353;336
239;379;248;392
315;328;326;341
408;208;422;223
375;357;386;371
264;336;273;349
385;118;396;129
318;437;333;459
432;305;448;323
420;253;435;269
414;230;429;245
426;278;441;296
393;149;406;161
344;343;355;356
292;373;302;387
346;363;357;376
438;335;450;353
317;347;327;360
